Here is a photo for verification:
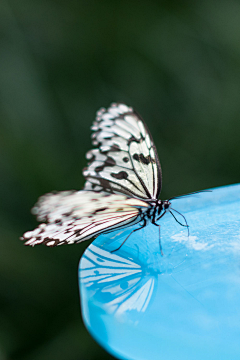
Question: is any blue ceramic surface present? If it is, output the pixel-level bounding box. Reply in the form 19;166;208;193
79;184;240;360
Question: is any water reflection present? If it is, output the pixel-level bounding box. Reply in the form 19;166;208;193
79;244;157;319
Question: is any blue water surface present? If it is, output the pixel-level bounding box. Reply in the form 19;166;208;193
79;184;240;360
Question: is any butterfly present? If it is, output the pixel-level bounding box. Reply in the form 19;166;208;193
21;103;189;252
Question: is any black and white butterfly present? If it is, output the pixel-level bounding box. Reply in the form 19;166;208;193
21;103;189;251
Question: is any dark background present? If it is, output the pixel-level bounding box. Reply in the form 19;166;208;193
1;0;240;359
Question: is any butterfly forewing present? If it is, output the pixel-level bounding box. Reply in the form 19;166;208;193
21;191;149;246
83;103;162;200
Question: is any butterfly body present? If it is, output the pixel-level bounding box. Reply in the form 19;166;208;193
21;103;187;249
138;199;171;222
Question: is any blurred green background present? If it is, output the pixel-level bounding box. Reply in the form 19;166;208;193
1;0;240;359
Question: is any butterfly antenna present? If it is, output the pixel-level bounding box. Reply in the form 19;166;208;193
168;190;212;201
169;209;189;237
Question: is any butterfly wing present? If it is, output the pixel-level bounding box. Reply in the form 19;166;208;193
83;103;162;200
21;191;149;246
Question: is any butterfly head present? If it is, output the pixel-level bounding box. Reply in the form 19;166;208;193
163;200;171;210
155;199;171;220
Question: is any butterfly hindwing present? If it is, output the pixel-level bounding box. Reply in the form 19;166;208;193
21;191;149;246
83;103;162;200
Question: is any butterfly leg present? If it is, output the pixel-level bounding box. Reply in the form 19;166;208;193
152;210;166;256
111;219;147;253
169;209;189;237
158;225;164;256
152;223;164;256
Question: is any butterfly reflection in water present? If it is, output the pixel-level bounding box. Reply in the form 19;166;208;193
21;103;190;252
80;244;157;319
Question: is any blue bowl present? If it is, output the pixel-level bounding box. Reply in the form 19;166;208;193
79;184;240;360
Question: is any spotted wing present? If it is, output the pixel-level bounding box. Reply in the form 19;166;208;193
21;191;149;247
83;103;162;200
